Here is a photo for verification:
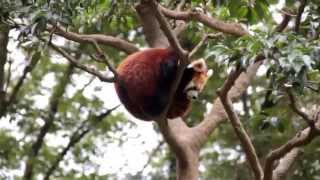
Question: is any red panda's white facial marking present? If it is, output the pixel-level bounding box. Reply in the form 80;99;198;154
184;58;212;100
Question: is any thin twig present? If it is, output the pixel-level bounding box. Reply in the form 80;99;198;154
136;141;165;174
49;42;115;83
189;35;208;58
286;88;314;127
189;33;223;58
6;52;41;114
88;39;118;80
44;106;119;180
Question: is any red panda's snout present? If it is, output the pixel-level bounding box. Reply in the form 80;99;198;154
184;58;212;100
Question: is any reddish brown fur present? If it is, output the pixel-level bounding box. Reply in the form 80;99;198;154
114;48;207;121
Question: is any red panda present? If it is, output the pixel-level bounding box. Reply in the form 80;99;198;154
114;48;210;121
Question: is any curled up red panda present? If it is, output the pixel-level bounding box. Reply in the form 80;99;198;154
114;48;211;121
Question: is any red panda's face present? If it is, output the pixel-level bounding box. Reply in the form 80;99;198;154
184;59;212;100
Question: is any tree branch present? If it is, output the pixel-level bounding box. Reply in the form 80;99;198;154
286;88;314;127
0;23;10;115
43;106;119;180
216;68;263;180
190;12;287;145
136;141;165;175
263;114;320;180
294;0;307;33
159;5;248;36
23;64;74;180
47;25;139;54
192;56;264;147
49;42;115;83
5;52;40;113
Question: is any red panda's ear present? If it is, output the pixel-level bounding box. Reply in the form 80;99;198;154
188;58;207;73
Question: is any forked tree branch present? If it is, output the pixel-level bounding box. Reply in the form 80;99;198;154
263;112;320;180
147;1;188;58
